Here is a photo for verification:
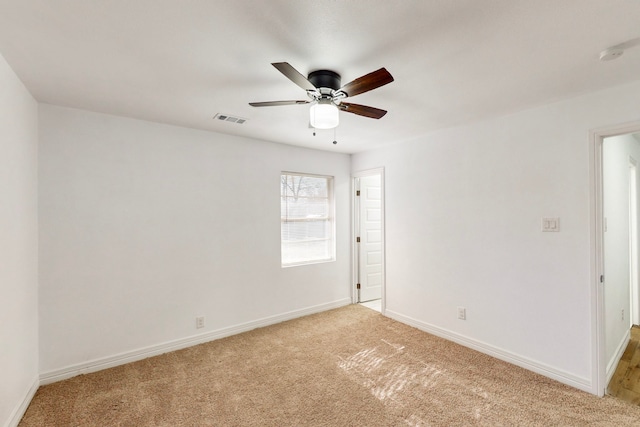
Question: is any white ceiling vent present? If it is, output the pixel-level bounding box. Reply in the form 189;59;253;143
213;113;247;124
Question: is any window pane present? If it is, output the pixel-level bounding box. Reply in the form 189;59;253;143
281;173;334;266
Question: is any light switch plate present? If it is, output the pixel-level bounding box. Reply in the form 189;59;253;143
542;217;559;232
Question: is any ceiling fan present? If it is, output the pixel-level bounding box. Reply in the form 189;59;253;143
249;62;394;129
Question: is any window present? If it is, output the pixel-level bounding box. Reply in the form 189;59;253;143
281;173;335;266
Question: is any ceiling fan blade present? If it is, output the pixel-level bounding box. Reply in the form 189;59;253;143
249;100;310;107
272;62;316;91
338;68;394;98
338;102;387;119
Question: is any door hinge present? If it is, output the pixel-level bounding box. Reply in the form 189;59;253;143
356;190;360;196
356;237;361;243
600;275;604;283
356;283;361;289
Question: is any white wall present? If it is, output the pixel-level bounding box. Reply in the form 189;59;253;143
38;105;351;377
352;80;640;393
0;54;39;426
602;133;640;373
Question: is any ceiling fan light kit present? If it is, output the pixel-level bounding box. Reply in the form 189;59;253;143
250;62;394;132
310;98;339;129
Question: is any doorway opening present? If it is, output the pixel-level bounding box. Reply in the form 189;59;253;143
353;169;385;313
593;125;640;397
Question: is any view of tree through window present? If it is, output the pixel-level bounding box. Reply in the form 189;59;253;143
281;173;334;266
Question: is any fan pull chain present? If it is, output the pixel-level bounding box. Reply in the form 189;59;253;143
333;128;337;145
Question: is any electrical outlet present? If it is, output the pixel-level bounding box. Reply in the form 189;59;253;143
196;316;205;329
542;217;560;232
457;306;466;320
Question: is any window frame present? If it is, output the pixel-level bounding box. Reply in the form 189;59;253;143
280;171;336;267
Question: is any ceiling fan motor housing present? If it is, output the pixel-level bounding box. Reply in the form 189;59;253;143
308;70;341;91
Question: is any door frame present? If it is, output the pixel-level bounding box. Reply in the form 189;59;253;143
591;120;640;396
629;157;639;326
352;168;385;312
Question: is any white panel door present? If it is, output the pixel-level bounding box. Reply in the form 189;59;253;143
358;174;382;302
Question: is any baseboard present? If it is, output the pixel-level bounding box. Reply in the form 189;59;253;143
4;376;39;427
606;328;631;384
385;309;593;394
40;298;351;385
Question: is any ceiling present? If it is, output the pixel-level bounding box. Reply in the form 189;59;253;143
1;1;639;154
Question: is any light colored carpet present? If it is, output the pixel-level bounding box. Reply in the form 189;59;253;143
20;305;640;426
